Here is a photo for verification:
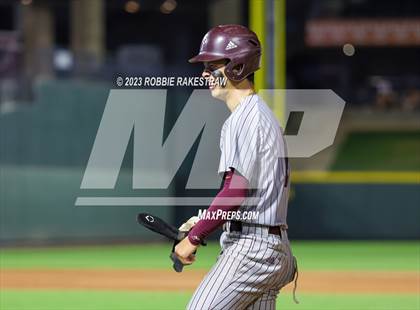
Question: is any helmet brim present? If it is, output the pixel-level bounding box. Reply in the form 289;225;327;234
188;52;226;63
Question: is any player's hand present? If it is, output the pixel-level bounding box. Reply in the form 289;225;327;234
174;237;198;265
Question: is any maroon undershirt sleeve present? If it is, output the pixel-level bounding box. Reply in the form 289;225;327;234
188;169;249;246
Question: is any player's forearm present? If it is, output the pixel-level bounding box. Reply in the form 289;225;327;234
188;170;249;245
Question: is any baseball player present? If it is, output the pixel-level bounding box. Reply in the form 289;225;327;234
175;24;297;310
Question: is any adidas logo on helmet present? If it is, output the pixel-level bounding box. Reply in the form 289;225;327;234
225;40;238;50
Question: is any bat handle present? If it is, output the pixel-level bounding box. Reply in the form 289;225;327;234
170;252;184;273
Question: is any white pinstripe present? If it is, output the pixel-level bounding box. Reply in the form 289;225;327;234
187;94;295;310
218;94;290;226
187;228;295;310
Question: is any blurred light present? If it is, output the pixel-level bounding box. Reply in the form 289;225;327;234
125;0;140;14
21;0;32;5
343;43;355;56
160;0;177;14
54;49;73;71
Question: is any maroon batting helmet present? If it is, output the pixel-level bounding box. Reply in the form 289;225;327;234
189;24;261;82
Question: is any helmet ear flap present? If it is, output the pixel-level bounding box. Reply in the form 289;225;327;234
225;60;246;82
225;52;260;82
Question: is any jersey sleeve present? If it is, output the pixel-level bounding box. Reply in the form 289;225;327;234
218;118;260;182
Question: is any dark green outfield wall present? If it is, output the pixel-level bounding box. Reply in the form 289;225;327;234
0;81;175;244
332;131;420;171
287;184;420;239
1;81;419;243
0;166;173;243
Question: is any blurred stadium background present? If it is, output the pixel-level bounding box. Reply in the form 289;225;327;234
0;0;419;309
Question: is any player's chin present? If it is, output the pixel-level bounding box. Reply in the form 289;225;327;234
210;86;221;98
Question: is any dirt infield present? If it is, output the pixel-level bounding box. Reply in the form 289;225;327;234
1;269;418;294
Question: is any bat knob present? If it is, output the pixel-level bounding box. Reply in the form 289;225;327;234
170;253;184;272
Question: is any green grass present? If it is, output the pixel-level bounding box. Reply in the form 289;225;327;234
332;131;420;171
290;241;420;271
1;291;418;310
1;241;419;271
1;242;418;310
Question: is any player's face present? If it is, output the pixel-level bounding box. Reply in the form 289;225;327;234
202;60;230;100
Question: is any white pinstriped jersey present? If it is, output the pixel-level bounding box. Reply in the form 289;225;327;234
218;94;290;226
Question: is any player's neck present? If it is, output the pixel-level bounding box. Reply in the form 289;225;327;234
225;81;255;112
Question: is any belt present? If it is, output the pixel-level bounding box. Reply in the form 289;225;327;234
229;220;283;236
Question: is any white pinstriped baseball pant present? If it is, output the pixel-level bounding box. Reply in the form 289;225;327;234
187;224;296;310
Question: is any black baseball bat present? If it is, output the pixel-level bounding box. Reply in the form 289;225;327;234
137;213;185;272
137;213;182;241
